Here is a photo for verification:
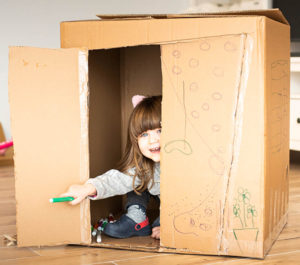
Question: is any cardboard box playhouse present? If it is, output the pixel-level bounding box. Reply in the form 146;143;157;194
8;9;290;258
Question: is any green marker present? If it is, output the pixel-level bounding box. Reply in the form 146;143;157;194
49;197;74;203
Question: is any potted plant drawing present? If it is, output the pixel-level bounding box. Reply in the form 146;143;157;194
232;187;259;253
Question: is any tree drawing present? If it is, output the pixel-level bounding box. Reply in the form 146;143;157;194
232;187;259;253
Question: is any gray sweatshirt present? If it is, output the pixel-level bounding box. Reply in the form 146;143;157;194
86;162;160;200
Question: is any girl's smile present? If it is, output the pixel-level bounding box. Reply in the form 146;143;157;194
138;128;161;162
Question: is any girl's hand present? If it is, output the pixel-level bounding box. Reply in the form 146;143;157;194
151;226;160;239
60;183;96;205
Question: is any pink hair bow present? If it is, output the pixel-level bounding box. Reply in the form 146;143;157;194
132;95;146;108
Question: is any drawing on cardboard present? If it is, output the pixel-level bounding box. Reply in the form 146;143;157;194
189;58;199;68
270;60;289;154
161;33;254;240
212;66;224;77
271;60;288;80
224;41;237;52
164;139;192;155
232;187;259;253
164;81;193;155
189;82;199;92
172;198;216;236
265;58;289;248
199;41;211;51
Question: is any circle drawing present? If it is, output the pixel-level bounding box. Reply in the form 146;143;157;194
201;103;209;111
212;67;224;77
200;41;211;51
199;223;211;231
212;92;223;100
172;65;182;75
191;110;200;119
189;82;199;92
172;50;181;58
189;58;199;68
204;208;213;216
224;41;237;52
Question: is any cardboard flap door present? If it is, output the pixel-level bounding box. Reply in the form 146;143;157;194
160;34;254;253
9;47;91;247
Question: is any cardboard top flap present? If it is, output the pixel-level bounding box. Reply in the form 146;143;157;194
9;46;91;247
96;9;288;25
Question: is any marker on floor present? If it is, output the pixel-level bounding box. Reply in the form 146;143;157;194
96;231;102;243
92;224;99;237
49;197;74;203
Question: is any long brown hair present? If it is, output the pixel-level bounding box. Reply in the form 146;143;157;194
117;95;162;194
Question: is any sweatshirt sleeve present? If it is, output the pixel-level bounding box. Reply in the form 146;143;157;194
85;169;140;200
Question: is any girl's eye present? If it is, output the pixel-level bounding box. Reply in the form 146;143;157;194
157;128;162;134
140;132;148;137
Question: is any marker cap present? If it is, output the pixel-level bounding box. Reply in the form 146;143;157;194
49;197;74;203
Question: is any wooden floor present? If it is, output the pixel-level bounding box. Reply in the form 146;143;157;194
1;157;300;264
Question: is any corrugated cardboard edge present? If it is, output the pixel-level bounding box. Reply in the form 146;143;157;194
77;241;264;259
78;49;91;244
87;242;159;252
217;32;254;255
263;212;288;256
96;9;288;25
262;16;290;257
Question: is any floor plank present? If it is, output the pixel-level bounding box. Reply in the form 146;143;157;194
0;248;171;265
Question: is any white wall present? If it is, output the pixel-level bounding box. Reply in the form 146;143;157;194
186;0;271;13
0;0;187;139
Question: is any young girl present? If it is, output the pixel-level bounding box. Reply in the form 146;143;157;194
61;95;162;240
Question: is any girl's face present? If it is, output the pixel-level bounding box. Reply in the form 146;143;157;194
137;128;161;162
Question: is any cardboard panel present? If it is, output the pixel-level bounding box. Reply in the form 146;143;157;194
218;22;264;258
167;9;289;25
96;9;288;25
263;17;290;255
160;31;262;256
9;47;90;246
60;17;258;50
